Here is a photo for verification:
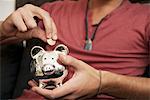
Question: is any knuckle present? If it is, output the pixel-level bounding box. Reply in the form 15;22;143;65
45;11;50;17
10;12;20;23
11;12;18;19
19;25;27;32
28;23;37;29
17;7;24;13
20;27;27;32
23;4;33;9
43;11;50;19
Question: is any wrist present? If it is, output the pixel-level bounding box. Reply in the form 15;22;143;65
100;71;117;94
96;70;102;95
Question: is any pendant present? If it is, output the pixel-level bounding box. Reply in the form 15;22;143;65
84;39;92;51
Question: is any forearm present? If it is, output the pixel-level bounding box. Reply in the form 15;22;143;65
101;71;150;99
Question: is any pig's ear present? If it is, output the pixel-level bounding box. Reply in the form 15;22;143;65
30;46;45;59
54;44;69;55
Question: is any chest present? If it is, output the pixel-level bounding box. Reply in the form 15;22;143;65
56;16;146;52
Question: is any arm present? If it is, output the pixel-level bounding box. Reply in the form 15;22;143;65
0;4;57;45
101;71;150;99
29;54;150;99
103;7;150;99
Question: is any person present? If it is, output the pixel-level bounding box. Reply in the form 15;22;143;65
0;0;150;99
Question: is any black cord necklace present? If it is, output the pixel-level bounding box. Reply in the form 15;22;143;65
84;0;104;51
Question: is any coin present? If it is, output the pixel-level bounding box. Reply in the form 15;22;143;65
47;38;56;46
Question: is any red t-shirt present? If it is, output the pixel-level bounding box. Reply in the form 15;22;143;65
37;0;150;99
39;0;150;76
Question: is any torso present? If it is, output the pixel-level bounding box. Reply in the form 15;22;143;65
39;0;150;77
89;0;124;25
35;0;150;99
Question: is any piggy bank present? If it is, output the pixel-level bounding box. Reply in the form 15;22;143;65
30;44;69;89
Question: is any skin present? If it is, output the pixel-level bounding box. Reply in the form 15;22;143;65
0;4;57;44
29;0;150;99
29;54;150;100
1;0;150;99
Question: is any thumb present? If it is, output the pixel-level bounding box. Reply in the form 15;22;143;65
16;27;47;42
28;80;38;87
29;27;47;42
59;54;85;70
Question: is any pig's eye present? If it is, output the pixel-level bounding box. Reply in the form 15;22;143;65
44;58;47;60
52;58;54;60
56;46;65;52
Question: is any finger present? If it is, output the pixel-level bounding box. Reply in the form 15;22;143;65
47;38;56;46
16;27;47;42
32;87;53;99
30;27;47;42
28;80;38;87
46;19;57;45
32;78;76;99
59;54;88;70
30;5;53;38
11;12;27;32
49;79;75;99
44;17;53;38
19;8;37;29
51;18;57;40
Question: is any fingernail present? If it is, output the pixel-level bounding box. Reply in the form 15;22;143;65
52;34;57;40
47;38;56;46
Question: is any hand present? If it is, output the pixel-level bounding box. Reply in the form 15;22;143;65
0;4;57;44
29;54;101;100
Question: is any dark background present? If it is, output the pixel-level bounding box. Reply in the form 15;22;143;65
16;0;150;8
16;0;56;8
